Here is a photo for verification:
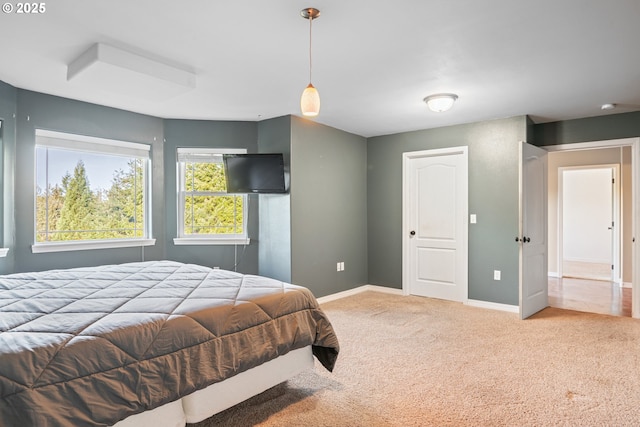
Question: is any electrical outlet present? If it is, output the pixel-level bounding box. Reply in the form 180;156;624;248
493;270;501;280
337;262;341;272
470;214;477;224
340;262;345;271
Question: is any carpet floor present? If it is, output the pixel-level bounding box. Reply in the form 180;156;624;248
191;291;640;426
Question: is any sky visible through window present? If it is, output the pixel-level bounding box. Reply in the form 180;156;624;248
36;147;131;191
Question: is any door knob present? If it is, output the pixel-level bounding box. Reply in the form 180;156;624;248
410;230;416;236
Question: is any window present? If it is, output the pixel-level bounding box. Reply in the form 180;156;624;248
175;148;249;245
33;129;154;253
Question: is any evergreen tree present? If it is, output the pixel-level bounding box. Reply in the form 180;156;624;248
106;159;144;238
57;161;95;240
36;183;66;241
184;162;243;235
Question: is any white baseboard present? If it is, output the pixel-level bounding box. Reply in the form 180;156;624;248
316;285;403;304
622;281;632;288
465;299;519;314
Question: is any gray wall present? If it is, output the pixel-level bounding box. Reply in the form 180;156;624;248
258;115;292;282
0;81;17;274
534;111;640;146
290;116;368;297
13;90;165;272
5;76;639;306
163;119;259;273
367;116;528;306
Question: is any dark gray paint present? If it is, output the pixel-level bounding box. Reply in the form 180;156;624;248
257;116;292;282
534;111;640;146
0;81;17;274
290;116;368;297
13;90;165;272
367;117;527;306
163;119;259;273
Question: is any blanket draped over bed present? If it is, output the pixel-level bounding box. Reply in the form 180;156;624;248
0;261;339;426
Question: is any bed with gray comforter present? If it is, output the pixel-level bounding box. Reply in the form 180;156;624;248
0;260;339;426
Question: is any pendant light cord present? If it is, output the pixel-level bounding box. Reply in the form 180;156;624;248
308;14;313;84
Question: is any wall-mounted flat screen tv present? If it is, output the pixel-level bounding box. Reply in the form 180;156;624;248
223;153;287;194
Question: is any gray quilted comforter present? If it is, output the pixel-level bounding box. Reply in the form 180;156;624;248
0;261;339;426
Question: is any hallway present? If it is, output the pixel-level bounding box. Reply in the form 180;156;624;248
548;276;631;317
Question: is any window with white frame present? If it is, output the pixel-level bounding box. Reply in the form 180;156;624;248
175;148;249;245
34;129;153;252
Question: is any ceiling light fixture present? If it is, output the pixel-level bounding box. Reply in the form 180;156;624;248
601;103;616;110
424;93;458;113
300;7;321;118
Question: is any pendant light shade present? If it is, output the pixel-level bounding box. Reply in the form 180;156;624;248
301;8;320;117
301;83;320;117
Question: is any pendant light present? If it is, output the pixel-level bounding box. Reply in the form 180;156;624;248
300;8;320;117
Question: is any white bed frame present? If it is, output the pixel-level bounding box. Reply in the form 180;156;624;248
112;346;314;427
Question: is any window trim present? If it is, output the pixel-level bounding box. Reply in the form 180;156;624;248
32;239;156;254
32;129;153;253
175;147;249;246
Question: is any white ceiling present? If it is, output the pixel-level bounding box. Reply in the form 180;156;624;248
1;0;639;138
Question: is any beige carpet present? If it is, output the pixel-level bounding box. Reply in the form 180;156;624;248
191;291;640;426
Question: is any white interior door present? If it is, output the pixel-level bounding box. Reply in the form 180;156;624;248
519;141;548;319
403;147;468;302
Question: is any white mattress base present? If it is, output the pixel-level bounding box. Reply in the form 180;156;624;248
184;346;314;423
112;346;314;427
112;399;185;427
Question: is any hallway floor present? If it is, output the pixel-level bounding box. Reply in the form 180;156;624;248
548;276;631;317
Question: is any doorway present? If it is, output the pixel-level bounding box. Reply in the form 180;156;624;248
559;166;619;282
546;139;638;318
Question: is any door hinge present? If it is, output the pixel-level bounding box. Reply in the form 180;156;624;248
612;265;614;270
612;178;615;184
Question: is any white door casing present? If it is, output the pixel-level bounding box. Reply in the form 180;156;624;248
403;147;468;302
545;137;639;318
519;141;548;319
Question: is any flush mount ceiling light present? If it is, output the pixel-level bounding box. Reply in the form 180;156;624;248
67;43;196;101
601;103;616;110
423;93;459;113
300;7;321;118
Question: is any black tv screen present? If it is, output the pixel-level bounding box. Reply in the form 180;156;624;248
223;153;287;194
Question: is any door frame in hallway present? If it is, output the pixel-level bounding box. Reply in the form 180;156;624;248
546;137;640;318
558;164;620;282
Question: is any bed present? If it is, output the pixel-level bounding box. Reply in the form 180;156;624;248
0;260;339;426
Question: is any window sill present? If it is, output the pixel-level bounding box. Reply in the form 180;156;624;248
32;239;156;254
173;237;250;246
0;248;8;257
